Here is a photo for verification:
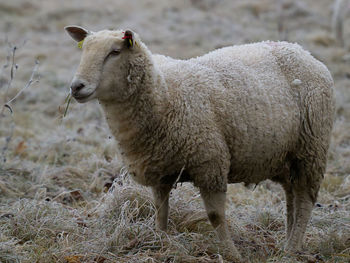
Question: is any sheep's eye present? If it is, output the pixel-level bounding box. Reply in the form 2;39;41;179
109;49;120;56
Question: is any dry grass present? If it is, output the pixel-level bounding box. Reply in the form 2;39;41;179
1;0;350;262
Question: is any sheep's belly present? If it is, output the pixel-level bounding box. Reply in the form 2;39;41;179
227;155;289;184
222;96;299;184
225;109;299;184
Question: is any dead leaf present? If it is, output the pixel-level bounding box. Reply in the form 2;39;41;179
94;256;107;263
64;255;83;263
14;141;27;155
122;238;139;250
70;190;84;201
76;217;87;228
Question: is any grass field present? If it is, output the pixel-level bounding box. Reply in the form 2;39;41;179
0;0;349;262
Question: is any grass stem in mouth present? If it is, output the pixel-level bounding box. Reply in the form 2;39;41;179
64;93;72;117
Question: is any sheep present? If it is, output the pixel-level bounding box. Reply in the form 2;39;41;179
65;26;335;259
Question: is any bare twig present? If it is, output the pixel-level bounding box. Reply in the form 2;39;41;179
0;42;39;164
4;46;17;96
1;46;17;117
1;121;15;163
4;104;12;114
5;59;39;106
0;38;11;84
1;41;38;116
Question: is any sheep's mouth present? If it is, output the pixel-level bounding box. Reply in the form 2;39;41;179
73;91;95;103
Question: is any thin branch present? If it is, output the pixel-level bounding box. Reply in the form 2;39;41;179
1;121;15;163
4;104;12;114
0;38;11;84
0;46;17;117
0;40;38;164
4;46;17;97
5;60;39;105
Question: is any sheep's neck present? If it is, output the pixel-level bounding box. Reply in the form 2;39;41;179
100;65;168;166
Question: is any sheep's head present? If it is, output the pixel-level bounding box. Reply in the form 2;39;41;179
65;26;142;103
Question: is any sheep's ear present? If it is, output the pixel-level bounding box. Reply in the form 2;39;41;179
122;30;135;49
65;25;90;42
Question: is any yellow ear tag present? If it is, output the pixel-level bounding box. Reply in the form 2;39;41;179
77;40;84;49
129;39;133;47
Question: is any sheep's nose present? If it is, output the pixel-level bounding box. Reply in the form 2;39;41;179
70;80;85;95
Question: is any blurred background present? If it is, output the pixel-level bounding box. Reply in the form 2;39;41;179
0;0;349;262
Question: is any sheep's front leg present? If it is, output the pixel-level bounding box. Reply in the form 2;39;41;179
200;190;228;240
200;189;242;261
152;184;172;231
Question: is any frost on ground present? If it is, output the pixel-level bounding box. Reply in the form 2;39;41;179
0;166;349;262
0;0;350;262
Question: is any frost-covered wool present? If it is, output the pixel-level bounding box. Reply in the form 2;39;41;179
65;26;335;258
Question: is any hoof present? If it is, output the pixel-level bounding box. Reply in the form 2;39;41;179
218;240;242;262
284;242;302;254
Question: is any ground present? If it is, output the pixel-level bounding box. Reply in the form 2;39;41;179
0;0;349;262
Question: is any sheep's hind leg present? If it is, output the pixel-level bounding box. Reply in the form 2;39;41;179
282;181;295;240
285;160;322;252
272;171;295;241
200;190;242;261
152;184;172;231
285;188;314;252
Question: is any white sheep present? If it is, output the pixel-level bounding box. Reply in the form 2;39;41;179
65;26;335;259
